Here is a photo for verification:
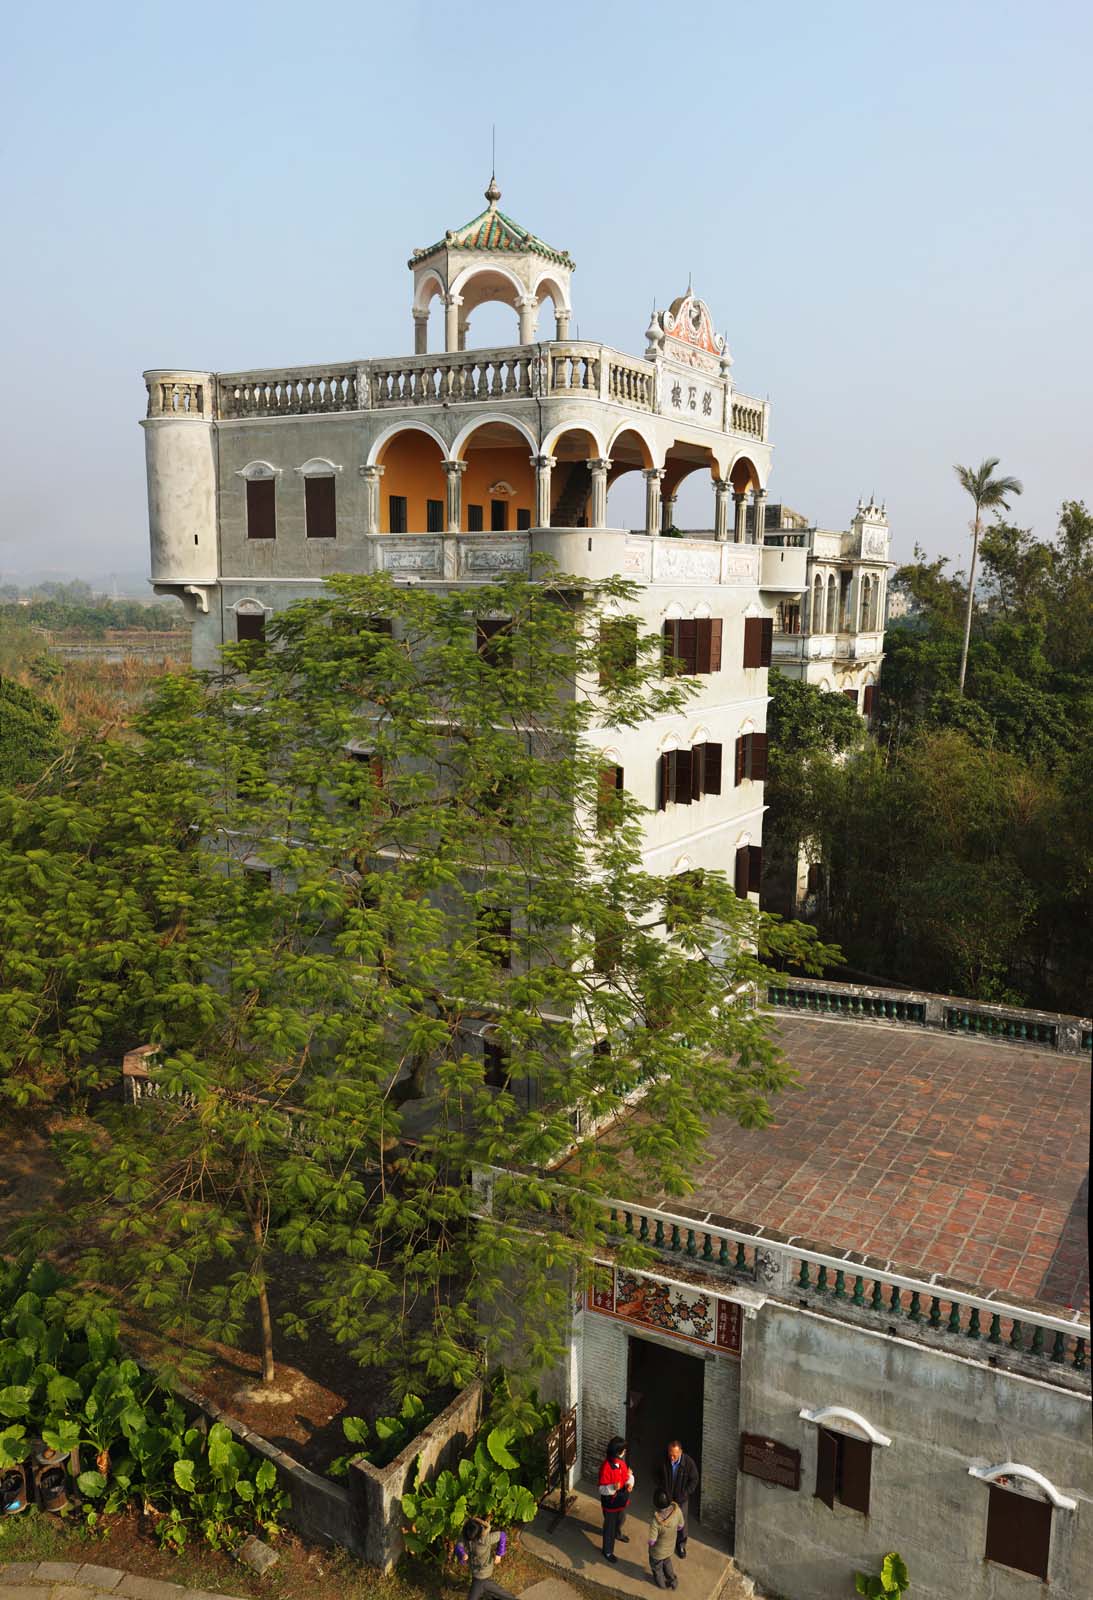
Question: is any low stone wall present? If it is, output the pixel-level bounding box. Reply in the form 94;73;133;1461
347;1378;485;1572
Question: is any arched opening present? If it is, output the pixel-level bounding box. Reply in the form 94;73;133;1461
533;272;571;340
811;573;824;632
605;427;654;531
825;573;838;633
546;427;603;527
859;575;872;632
455;419;536;532
662;442;719;534
375;426;447;534
412;272;446;355
452;265;524;350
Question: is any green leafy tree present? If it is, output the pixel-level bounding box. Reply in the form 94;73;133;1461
37;568;835;1395
0;676;61;787
954;458;1023;695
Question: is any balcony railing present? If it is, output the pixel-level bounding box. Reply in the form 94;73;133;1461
147;349;766;440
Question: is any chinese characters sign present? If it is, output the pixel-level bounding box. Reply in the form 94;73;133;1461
586;1263;742;1356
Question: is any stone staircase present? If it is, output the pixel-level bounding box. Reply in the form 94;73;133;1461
551;463;593;528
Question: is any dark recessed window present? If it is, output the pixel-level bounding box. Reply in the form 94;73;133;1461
236;611;266;644
426;498;444;533
597;764;624;833
476;617;512;668
491;499;508;532
305;475;337;538
483;1038;510;1089
467;503;484;532
742;616;773;668
662;618;723;676
734;732;768;785
516;508;531;530
657;743;721;809
388;495;408;534
734;844;763;899
246;477;276;540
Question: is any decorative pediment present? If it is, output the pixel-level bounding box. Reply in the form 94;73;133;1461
646;291;730;376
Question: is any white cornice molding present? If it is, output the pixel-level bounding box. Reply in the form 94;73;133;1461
968;1463;1076;1510
798;1406;892;1446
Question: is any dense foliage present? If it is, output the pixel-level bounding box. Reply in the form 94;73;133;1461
0;678;61;787
764;501;1093;1010
13;567;834;1401
0;1256;286;1552
0;592;183;636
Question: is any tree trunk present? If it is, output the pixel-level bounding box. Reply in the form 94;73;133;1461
958;511;981;696
251;1215;276;1384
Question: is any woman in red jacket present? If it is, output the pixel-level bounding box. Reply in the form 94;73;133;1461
598;1436;634;1564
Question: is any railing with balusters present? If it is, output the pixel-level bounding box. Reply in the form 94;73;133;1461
731;395;765;438
767;979;1089;1055
370;349;538;406
607;356;655;410
591;1195;1089;1382
145;374;208;418
217;365;359;419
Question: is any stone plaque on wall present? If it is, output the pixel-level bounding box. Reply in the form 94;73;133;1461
739;1433;801;1490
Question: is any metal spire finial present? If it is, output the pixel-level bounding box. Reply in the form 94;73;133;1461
485;126;500;207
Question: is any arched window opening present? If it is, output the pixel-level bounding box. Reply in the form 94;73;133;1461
456;419;536;531
825;573;838;633
376;427;447;534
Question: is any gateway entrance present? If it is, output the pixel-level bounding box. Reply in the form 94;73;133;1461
625;1332;704;1517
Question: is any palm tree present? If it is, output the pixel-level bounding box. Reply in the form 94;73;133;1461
954;458;1023;695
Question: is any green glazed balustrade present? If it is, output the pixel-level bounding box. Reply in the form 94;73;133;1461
767;985;926;1024
945;1008;1057;1046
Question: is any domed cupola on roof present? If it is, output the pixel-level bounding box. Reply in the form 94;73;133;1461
408;178;575;353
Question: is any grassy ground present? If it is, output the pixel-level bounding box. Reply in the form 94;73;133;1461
0;1506;603;1600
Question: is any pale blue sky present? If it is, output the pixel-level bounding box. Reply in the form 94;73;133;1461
1;0;1090;581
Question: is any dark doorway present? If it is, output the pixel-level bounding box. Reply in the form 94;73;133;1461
626;1335;704;1519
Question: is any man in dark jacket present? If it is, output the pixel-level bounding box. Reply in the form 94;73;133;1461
656;1439;699;1558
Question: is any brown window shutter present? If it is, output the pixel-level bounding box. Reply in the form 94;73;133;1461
735;735;747;786
673;747;693;805
742;616;760;668
704;742;722;795
750;732;768;782
748;845;763;894
657;753;670;812
662;619;679;673
985;1485;1051;1579
734;846;750;900
838;1435;872;1514
694;618;711;674
760;616;773;667
477;617;512;666
844;687;859;705
863;685;875;717
708;618;723;672
678;618;699;675
691;743;705;800
814;1428;838;1509
305;475;337;538
246;477;276;539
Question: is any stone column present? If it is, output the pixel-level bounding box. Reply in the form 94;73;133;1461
412;309;429;355
516;296;538;344
643;468;664;537
713;478;732;542
360;465;385;535
733;491;748;543
443;460;467;534
443;294;463;353
751;488;767;544
587;459;611;529
661;493;678;533
555;308;571;340
531;454;555;528
458;319;470;352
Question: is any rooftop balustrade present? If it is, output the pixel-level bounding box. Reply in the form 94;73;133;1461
144;345;767;442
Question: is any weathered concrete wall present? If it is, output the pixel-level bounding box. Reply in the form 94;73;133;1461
735;1302;1092;1600
348;1378;484;1572
700;1352;740;1539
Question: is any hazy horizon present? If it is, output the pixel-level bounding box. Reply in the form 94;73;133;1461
2;0;1089;585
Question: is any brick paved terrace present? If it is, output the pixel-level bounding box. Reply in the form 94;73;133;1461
684;1013;1089;1316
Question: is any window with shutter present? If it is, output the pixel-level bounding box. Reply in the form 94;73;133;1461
843;688;859;706
670;747;691;805
862;685;875;717
734;846;750;900
678;618;699;674
985;1485;1051;1580
708;617;723;671
246;478;276;540
838;1435;872;1514
516;508;531;530
662;619;680;674
491;499;508;532
691;743;705;801
426;498;444;533
747;845;763;894
759;616;773;666
236;612;266;644
467;503;484;532
735;735;747;786
657;753;670;812
388;495;408;534
742;616;762;668
599;617;638;686
348;749;383;812
814;1428;838;1509
305;475;337;538
597;764;624;832
704;742;722;795
750;732;768;782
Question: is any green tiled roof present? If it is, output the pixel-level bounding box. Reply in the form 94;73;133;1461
409;194;573;269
